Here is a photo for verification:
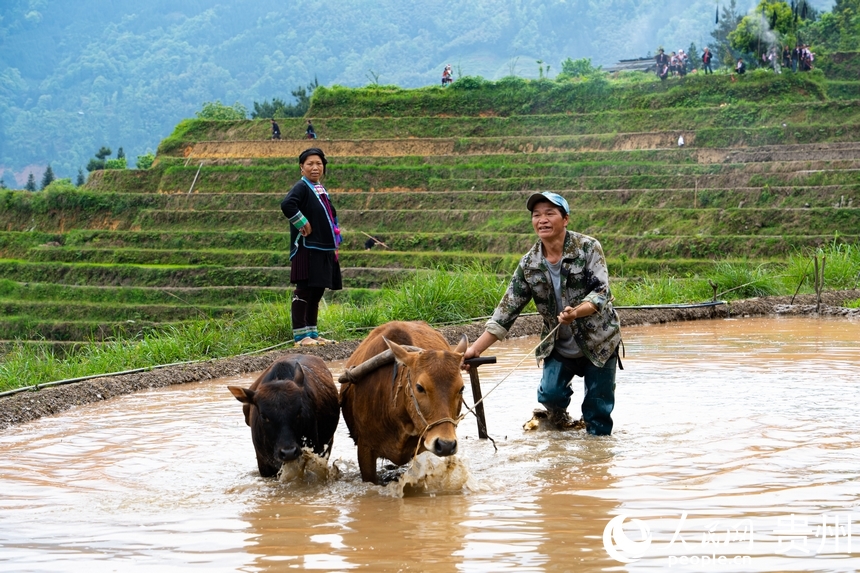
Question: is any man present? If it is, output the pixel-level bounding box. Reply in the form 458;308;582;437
270;118;281;140
655;48;669;79
702;47;713;74
463;192;622;435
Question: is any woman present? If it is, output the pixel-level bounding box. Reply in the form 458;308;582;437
280;148;342;346
463;192;622;435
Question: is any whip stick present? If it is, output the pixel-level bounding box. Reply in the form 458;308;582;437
463;356;496;439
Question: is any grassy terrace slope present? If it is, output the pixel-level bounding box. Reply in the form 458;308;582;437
2;69;859;343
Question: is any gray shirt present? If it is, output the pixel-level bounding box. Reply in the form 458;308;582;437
546;257;583;359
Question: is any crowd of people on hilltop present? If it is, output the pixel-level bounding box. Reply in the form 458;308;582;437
654;48;694;79
655;43;815;79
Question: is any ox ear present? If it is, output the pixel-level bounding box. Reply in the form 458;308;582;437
292;364;305;387
453;334;468;354
228;385;255;405
383;336;417;366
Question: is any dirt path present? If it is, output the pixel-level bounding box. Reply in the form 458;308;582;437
2;290;858;431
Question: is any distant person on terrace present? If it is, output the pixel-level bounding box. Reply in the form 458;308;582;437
735;57;746;75
463;192;622;436
702;47;713;74
442;64;453;86
270;118;281;140
306;119;317;139
280;148;342;346
655;48;669;78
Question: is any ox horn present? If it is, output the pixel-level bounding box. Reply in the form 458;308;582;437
453;334;468;354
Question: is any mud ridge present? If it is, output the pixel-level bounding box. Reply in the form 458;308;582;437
1;290;858;431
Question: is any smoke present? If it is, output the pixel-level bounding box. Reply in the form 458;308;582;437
756;11;781;52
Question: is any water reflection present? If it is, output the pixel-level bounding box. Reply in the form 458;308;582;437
0;317;859;572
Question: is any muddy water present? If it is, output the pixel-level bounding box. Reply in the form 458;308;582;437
1;317;859;573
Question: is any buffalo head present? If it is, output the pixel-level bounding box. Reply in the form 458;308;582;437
385;334;468;458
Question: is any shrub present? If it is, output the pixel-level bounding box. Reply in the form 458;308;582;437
195;100;248;120
104;158;127;170
136;153;155;170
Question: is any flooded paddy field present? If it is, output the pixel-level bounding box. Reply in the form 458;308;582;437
1;316;858;572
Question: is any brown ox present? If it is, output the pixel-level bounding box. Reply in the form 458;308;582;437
340;321;467;483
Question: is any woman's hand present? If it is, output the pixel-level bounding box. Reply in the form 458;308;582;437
299;222;312;237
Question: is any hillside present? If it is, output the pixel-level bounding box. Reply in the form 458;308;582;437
1;68;859;346
0;0;840;183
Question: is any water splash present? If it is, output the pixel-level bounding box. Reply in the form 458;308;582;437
382;452;486;497
277;449;341;484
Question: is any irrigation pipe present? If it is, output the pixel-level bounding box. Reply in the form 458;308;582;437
0;300;728;401
0;339;296;400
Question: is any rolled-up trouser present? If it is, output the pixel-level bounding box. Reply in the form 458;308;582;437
537;350;617;436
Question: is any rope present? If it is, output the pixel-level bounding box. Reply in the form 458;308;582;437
461;323;562;418
458;299;728;428
395;365;461;461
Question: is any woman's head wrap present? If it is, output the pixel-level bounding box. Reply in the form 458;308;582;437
299;148;327;174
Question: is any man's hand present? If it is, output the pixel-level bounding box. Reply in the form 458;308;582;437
558;306;577;325
559;302;597;325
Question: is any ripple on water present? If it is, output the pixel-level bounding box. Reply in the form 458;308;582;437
0;317;859;572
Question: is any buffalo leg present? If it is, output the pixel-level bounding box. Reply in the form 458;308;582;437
357;444;379;484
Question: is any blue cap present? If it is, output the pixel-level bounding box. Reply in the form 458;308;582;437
527;192;569;215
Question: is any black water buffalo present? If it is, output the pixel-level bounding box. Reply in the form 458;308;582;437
228;355;339;477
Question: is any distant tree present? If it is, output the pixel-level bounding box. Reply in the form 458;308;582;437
104;157;127;170
117;147;125;159
43;178;75;192
76;168;86;186
802;0;860;51
87;146;113;172
25;173;37;192
365;70;380;86
251;77;319;119
40;165;55;190
195;100;248;120
251;98;290;119
558;57;602;78
687;42;700;71
0;177;6;189
710;0;745;68
136;153;155;170
729;1;796;59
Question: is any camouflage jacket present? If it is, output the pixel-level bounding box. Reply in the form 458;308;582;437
485;231;622;367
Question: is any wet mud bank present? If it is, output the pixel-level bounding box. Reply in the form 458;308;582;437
2;290;858;431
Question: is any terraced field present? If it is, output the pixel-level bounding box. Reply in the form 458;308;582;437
1;69;859;344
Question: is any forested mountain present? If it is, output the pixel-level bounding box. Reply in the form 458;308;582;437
0;0;835;186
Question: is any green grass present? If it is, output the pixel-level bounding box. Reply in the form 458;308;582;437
4;248;859;392
154;100;860;144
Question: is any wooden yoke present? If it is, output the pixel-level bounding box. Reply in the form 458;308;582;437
338;345;422;384
340;346;497;440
